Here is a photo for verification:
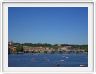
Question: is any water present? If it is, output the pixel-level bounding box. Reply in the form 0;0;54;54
8;53;88;67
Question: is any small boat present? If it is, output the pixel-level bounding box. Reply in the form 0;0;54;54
60;60;64;62
80;64;85;67
65;57;69;59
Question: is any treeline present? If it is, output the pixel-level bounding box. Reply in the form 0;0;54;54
14;43;52;47
14;43;87;47
71;45;88;52
9;43;88;53
13;43;88;48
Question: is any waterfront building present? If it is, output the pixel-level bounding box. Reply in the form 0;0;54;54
8;41;16;53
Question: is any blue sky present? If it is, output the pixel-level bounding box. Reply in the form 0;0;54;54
8;7;88;45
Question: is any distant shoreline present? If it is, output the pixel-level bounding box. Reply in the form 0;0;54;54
8;42;88;54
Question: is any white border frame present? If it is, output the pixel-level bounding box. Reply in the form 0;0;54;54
94;1;95;72
2;73;94;74
2;2;94;73
0;0;2;72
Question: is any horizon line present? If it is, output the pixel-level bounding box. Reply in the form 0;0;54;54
8;41;88;45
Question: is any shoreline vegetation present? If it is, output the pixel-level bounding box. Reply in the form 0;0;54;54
8;41;88;54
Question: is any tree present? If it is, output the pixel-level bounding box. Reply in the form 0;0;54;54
16;44;23;52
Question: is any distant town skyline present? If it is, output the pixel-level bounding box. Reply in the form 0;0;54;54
8;7;88;45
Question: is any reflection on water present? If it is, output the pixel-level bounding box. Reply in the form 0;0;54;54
8;53;88;67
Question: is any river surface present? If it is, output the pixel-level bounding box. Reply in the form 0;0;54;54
8;53;88;67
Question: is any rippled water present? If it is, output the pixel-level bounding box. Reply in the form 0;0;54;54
8;53;88;67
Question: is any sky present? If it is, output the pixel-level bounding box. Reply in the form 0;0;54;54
8;7;88;45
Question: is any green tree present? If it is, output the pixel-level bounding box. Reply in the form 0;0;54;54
16;44;23;52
